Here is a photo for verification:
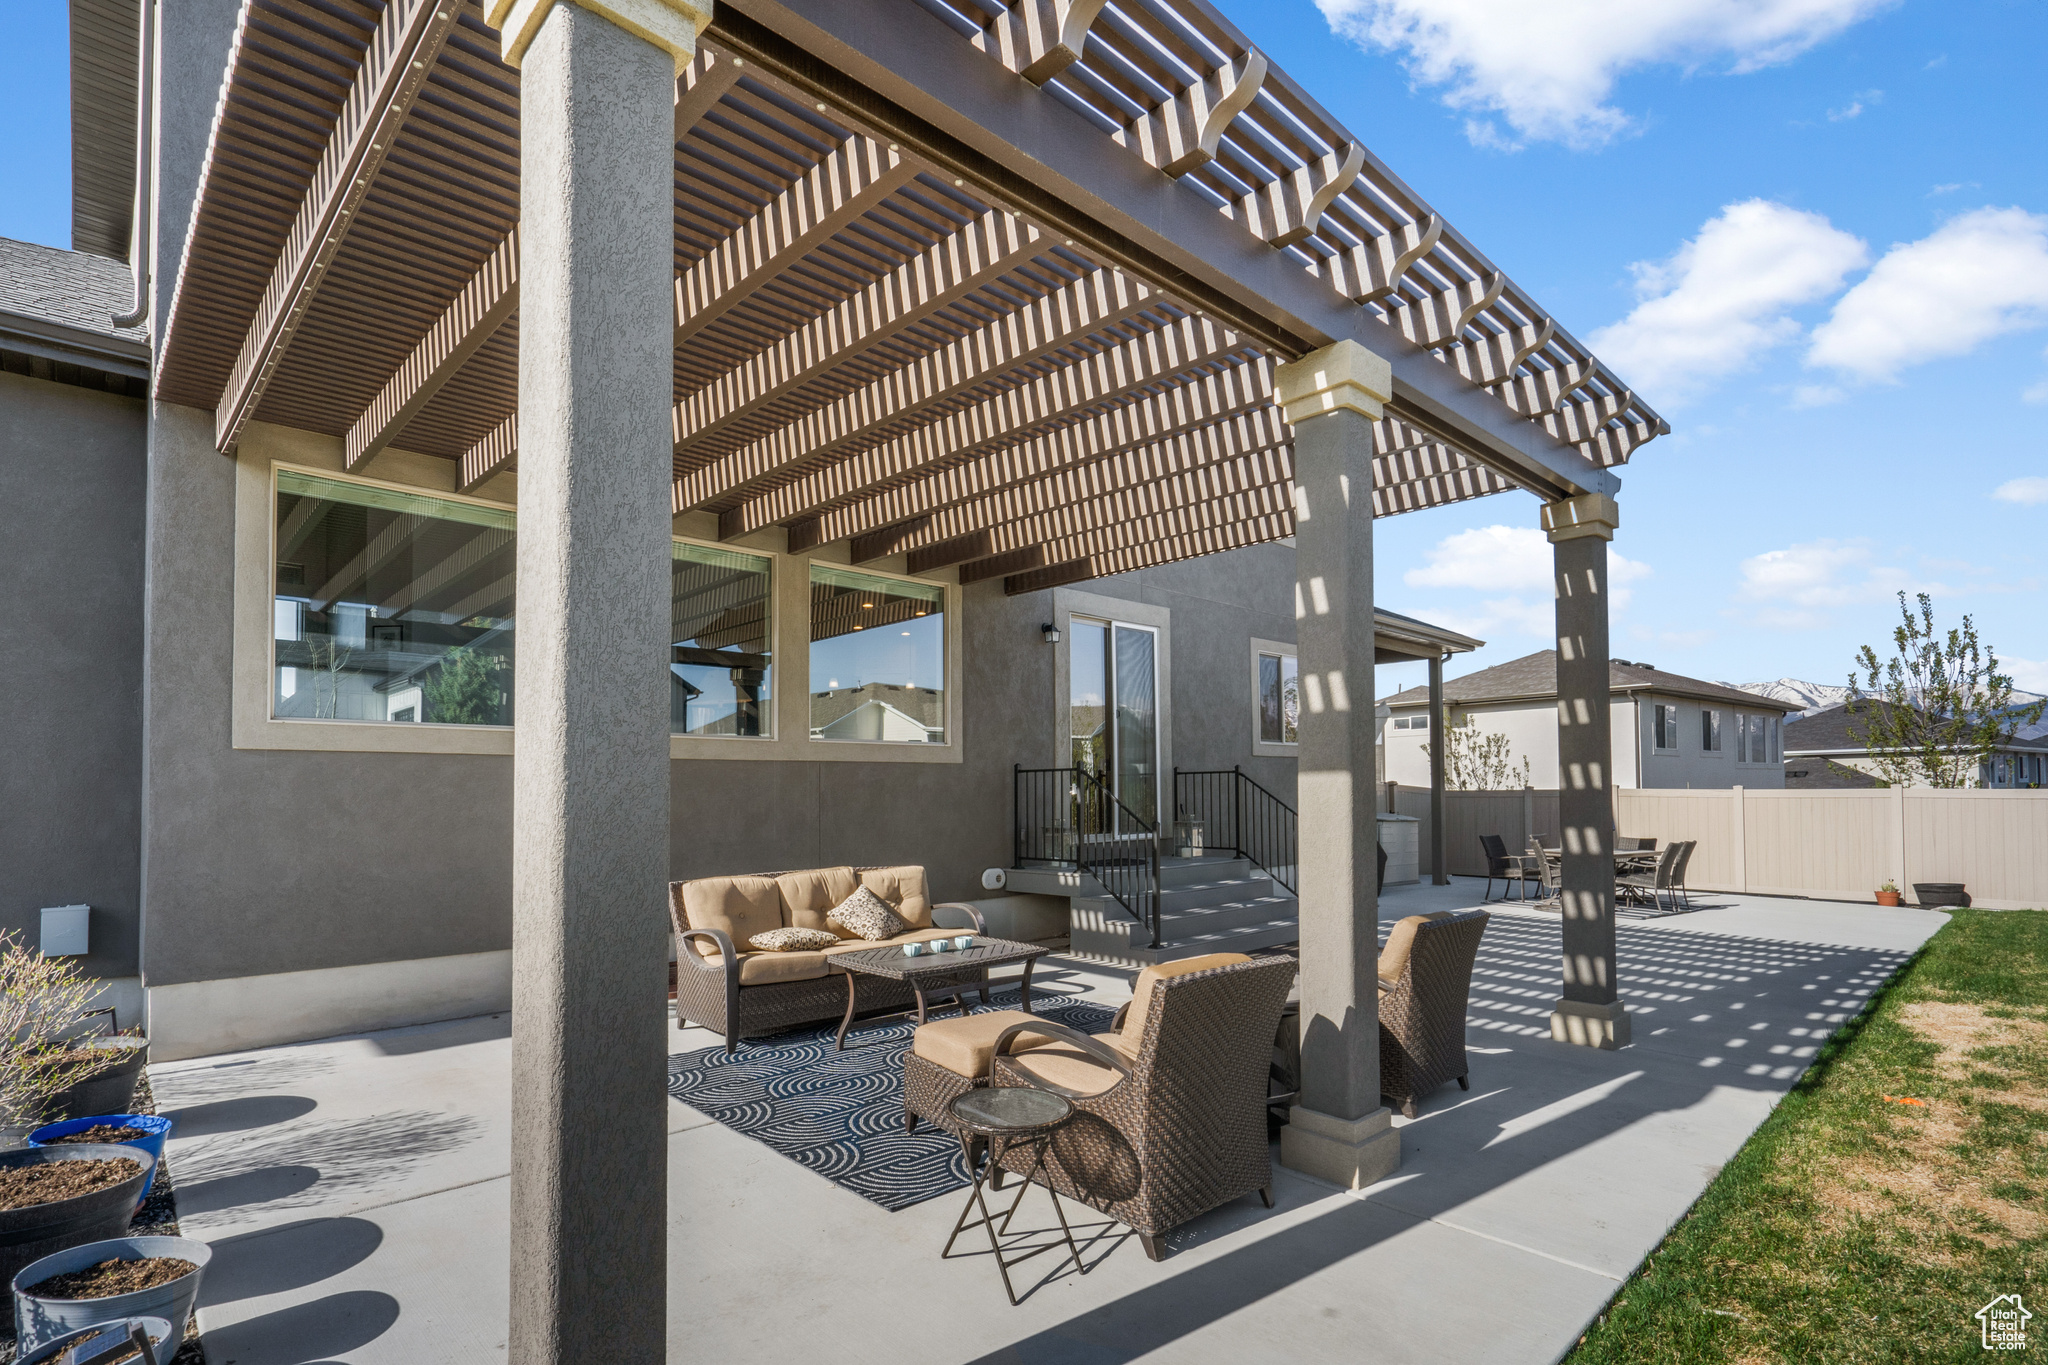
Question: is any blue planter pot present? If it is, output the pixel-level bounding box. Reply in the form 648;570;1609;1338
28;1115;172;1206
16;1315;171;1365
14;1236;209;1360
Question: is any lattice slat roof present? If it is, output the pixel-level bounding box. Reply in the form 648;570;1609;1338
156;0;1668;595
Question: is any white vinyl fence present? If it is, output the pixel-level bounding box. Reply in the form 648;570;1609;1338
1388;784;2048;910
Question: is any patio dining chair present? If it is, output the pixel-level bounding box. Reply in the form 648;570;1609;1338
1670;840;1698;909
1617;842;1685;913
1524;840;1561;906
1478;835;1535;901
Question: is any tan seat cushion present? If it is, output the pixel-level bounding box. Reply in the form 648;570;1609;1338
859;865;933;931
698;950;831;985
679;876;784;959
1378;913;1454;984
776;867;859;934
911;1010;1061;1078
1121;952;1251;1043
1000;1046;1124;1097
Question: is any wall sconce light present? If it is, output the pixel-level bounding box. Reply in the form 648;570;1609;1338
1041;622;1061;645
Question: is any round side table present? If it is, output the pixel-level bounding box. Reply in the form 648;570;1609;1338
941;1086;1085;1304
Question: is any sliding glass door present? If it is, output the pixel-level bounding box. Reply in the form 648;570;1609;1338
1068;618;1159;824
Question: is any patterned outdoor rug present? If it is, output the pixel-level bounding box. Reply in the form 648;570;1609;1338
666;988;1114;1210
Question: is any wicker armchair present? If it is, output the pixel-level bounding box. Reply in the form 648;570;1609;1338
984;953;1297;1262
1377;909;1489;1118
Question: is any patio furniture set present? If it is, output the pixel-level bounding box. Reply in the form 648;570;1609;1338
1481;835;1698;913
669;864;1492;1301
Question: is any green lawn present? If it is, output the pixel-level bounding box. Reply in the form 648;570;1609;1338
1567;909;2048;1365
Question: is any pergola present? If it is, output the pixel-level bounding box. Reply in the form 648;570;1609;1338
151;0;1667;1355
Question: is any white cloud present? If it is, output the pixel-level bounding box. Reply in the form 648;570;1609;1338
1826;89;1879;121
1995;477;2048;506
1791;383;1847;406
1402;525;1651;639
1314;0;1895;149
2027;378;2048;404
2004;657;2048;693
1807;207;2048;382
1733;538;1936;629
1589;200;1867;402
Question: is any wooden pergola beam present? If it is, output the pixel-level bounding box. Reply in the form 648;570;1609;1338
722;314;1247;538
675;265;1164;510
212;0;462;454
345;228;520;469
673;207;1045;457
785;353;1276;551
461;413;518;492
672;132;916;351
1002;496;1295;595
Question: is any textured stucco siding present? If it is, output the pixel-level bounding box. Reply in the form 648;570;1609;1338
0;371;147;975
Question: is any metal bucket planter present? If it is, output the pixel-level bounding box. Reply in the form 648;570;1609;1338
1912;882;1970;908
46;1038;149;1123
14;1235;209;1360
16;1315;172;1365
0;1147;153;1291
28;1115;173;1207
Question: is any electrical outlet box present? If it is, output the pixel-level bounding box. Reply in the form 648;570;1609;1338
41;905;89;957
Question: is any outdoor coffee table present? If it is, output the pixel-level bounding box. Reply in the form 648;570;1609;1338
941;1085;1085;1305
830;936;1051;1051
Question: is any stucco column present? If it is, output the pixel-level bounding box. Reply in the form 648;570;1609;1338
1428;651;1448;885
1276;340;1400;1189
1544;493;1630;1049
486;0;708;1359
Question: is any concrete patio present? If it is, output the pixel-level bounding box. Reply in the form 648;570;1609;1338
150;883;1944;1364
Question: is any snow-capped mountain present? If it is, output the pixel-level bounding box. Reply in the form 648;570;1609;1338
1722;678;2048;737
1720;678;1852;717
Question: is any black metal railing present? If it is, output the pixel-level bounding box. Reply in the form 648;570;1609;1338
1172;766;1298;894
1013;765;1161;947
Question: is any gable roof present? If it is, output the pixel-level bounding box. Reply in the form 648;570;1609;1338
1787;701;2048;755
0;236;149;374
1381;650;1796;712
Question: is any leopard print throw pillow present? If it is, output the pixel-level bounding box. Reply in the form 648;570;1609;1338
748;927;840;953
826;885;909;942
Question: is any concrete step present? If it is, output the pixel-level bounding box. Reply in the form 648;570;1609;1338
1066;896;1148;960
1157;893;1296;936
1157;856;1249;889
1159;875;1275;913
1137;915;1301;964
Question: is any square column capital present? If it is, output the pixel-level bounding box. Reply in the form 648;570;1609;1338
490;0;712;71
1542;491;1620;543
1275;339;1392;425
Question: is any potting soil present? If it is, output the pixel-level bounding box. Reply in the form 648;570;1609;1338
0;1157;140;1211
42;1125;151;1145
24;1255;197;1300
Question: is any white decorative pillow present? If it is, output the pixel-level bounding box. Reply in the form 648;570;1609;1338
748;927;838;953
827;886;909;942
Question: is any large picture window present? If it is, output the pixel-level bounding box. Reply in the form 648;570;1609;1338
808;565;946;743
272;470;514;727
671;542;772;738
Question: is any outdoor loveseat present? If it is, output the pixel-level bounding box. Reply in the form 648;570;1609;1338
669;865;987;1053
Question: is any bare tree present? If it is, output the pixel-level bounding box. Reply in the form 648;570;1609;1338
1424;719;1533;791
0;933;103;1128
1847;592;2045;787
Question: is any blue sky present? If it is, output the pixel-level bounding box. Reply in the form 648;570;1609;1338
5;0;2044;701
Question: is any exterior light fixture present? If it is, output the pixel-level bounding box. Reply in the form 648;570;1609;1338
1042;622;1061;644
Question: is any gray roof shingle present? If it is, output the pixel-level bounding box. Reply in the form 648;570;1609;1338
1381;650;1797;712
0;236;146;345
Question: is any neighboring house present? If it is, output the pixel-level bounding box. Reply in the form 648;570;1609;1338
1381;651;1797;790
1785;702;2048;789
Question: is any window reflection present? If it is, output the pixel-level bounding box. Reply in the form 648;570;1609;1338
672;542;772;737
809;565;945;743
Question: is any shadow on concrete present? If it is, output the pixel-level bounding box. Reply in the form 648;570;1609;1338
175;1109;485;1220
371;1011;510;1056
198;1216;385;1304
197;1289;401;1362
949;913;1918;1365
150;1053;338;1104
160;1094;318;1136
174;1163;322;1216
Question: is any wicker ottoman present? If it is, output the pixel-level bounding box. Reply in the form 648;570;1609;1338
903;1009;1043;1138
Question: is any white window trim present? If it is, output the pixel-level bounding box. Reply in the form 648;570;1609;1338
1249;636;1297;757
233;431;961;762
1651;702;1679;755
